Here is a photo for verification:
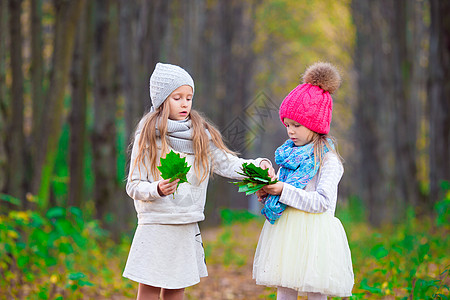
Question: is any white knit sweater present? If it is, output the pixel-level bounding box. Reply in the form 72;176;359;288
278;152;344;215
126;133;268;225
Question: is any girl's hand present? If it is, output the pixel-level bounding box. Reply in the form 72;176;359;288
263;182;284;195
259;160;276;179
157;179;180;196
256;189;268;202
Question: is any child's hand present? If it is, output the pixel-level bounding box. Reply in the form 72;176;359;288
157;179;180;196
263;182;284;195
259;160;276;179
256;189;268;202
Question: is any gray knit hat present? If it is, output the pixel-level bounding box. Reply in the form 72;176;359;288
149;63;195;110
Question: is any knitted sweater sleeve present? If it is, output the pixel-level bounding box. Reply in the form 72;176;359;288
278;152;343;213
211;147;271;180
125;133;162;201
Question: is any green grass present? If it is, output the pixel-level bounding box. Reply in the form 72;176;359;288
0;188;449;299
337;191;450;299
0;203;135;299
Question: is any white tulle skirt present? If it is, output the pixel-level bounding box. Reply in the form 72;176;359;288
253;207;354;297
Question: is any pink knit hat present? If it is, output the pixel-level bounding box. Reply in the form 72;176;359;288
279;62;341;134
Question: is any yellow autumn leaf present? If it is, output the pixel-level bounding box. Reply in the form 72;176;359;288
50;275;58;284
7;230;18;239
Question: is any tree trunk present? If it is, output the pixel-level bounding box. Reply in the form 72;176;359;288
390;1;422;210
68;1;93;208
6;0;25;202
352;0;431;224
409;0;429;208
92;0;119;224
118;0;139;141
197;0;216;118
202;0;260;224
352;0;395;226
428;0;450;203
120;0;170;143
117;0;170;229
0;0;8;193
30;0;44;163
31;0;86;208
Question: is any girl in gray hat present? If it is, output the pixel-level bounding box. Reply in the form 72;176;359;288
122;63;274;299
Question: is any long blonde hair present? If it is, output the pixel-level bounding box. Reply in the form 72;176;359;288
130;101;236;183
310;133;343;169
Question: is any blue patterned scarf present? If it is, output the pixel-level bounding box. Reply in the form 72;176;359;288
261;139;331;224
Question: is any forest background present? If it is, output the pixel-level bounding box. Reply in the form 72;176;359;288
0;0;449;299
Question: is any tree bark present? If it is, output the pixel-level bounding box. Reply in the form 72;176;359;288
352;0;395;226
197;0;216;118
0;0;8;193
390;1;422;209
31;0;86;208
92;0;119;223
30;0;44;162
201;0;260;224
409;0;429;208
120;0;170;143
428;0;450;203
118;0;139;141
352;0;430;224
6;0;25;202
68;1;93;208
117;0;170;229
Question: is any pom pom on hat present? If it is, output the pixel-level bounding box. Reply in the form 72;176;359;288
303;62;341;94
279;62;341;134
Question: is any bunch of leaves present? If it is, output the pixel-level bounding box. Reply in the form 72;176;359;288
230;163;277;195
157;150;191;193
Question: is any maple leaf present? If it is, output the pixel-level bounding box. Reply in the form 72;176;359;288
157;150;191;194
230;163;278;195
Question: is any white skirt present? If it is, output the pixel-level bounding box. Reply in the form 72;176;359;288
123;223;208;289
253;207;354;297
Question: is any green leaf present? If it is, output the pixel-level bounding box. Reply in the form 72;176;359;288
68;272;86;280
78;279;94;287
359;278;383;294
0;194;21;206
157;150;191;193
245;183;266;195
238;185;251;193
44;256;57;267
253;177;270;183
69;207;83;219
38;288;48;300
46;207;65;219
247;182;257;188
17;256;29;268
370;244;389;259
230;181;248;187
231;163;277;195
59;242;74;254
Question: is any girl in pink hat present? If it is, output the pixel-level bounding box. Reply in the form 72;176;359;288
253;62;354;299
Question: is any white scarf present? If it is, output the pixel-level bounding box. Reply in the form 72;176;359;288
136;116;211;154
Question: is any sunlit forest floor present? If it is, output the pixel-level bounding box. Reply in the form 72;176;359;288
1;194;449;299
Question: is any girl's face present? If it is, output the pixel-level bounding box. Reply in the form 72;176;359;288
168;85;193;120
283;118;314;146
